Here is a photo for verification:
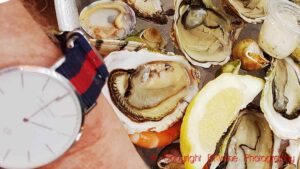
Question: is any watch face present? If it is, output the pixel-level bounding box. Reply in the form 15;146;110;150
0;67;83;169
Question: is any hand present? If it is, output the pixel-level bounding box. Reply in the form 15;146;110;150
0;1;147;169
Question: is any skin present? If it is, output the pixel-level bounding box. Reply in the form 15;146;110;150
0;0;148;168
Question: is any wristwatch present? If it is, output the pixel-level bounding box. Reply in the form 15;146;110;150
0;31;108;169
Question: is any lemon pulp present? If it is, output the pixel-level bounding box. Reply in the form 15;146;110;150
198;88;243;152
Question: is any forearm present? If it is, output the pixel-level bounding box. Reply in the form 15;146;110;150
0;1;147;168
0;0;60;68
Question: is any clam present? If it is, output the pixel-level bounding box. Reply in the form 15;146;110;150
124;0;169;24
222;0;267;23
79;0;136;39
173;0;240;68
102;50;200;134
232;39;269;71
260;57;300;139
208;108;274;169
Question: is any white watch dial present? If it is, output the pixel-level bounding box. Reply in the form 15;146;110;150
0;67;82;169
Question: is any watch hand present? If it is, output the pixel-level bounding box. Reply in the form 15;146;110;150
24;93;69;120
26;120;71;137
27;120;53;130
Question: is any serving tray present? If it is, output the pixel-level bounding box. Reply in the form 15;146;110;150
54;0;264;167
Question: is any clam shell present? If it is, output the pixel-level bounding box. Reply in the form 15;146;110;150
79;0;136;39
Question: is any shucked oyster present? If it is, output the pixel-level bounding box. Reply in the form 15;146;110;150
208;108;274;169
222;0;267;23
173;0;238;68
79;0;136;39
102;50;200;133
261;57;300;139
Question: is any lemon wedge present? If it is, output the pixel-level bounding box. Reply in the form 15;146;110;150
180;73;264;169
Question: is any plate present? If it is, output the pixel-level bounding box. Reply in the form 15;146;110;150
54;0;264;168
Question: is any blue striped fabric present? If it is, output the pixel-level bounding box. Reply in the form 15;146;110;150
56;32;108;112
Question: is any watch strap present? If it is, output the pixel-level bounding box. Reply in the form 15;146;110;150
55;32;109;112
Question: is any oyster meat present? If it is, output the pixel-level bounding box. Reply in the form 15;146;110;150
173;0;237;68
124;0;169;24
79;0;136;39
208;108;274;169
222;0;267;23
102;50;200;134
261;57;300;139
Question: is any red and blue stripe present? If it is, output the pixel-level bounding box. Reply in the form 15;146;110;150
56;32;108;111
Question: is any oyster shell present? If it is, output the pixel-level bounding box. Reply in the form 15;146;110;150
89;39;146;56
285;140;300;168
79;0;136;39
208;108;274;169
261;57;300;139
102;50;200;133
222;0;267;23
173;0;238;68
124;0;169;24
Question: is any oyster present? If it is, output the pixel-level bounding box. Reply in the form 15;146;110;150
102;50;200;133
222;0;267;23
89;39;146;56
261;57;300;139
173;0;238;68
208;108;274;169
124;0;169;24
79;0;136;39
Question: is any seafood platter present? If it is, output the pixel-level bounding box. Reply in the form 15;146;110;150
54;0;300;168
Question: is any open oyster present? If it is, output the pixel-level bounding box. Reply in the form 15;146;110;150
102;50;200;133
208;108;274;169
222;0;267;23
124;0;169;24
261;57;300;139
79;0;136;39
173;0;238;68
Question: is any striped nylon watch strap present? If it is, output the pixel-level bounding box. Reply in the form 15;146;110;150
55;32;109;112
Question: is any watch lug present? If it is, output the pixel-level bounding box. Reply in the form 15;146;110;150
84;102;97;115
50;56;66;71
